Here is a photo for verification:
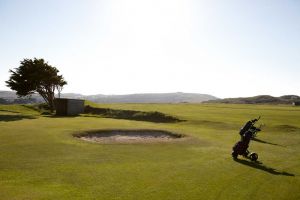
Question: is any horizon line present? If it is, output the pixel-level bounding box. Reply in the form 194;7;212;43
1;89;300;99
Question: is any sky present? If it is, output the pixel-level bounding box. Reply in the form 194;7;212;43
0;0;299;98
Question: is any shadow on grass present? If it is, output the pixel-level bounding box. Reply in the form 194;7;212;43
234;158;295;176
274;125;300;132
0;109;20;114
252;137;284;147
192;120;237;130
0;114;36;122
45;115;79;118
83;105;184;123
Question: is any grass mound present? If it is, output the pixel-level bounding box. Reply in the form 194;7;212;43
22;103;52;115
84;105;182;123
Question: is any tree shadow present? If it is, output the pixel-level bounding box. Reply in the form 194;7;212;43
234;158;295;176
0;114;36;122
252;137;284;147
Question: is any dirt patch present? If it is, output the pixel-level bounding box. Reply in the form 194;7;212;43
74;129;186;144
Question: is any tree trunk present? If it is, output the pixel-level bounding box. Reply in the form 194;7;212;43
37;88;55;113
48;91;55;113
49;97;54;113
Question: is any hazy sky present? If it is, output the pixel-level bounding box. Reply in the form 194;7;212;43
0;0;299;98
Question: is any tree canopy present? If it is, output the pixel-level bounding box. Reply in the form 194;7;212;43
6;58;67;111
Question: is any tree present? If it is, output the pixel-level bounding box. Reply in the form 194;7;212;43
6;58;67;112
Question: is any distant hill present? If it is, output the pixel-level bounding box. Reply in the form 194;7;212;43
59;92;218;103
0;91;44;104
0;91;218;104
204;95;300;105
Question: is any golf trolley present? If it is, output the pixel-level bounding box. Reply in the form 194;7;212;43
232;117;262;161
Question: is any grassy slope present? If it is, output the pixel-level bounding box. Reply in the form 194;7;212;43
0;103;299;200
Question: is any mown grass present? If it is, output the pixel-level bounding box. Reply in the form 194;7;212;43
0;103;299;200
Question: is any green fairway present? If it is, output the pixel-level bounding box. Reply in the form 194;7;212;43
0;103;299;200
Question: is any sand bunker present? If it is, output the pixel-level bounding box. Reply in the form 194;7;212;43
74;129;185;144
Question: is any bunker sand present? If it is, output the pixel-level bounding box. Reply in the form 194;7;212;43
75;129;187;144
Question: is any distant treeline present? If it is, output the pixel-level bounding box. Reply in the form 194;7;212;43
204;95;300;105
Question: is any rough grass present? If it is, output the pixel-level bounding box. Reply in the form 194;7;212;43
84;105;182;123
0;103;300;200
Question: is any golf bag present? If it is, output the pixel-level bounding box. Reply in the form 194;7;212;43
232;117;261;161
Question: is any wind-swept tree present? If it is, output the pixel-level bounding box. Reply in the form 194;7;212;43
6;58;67;112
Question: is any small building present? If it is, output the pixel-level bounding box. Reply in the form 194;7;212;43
292;101;300;106
55;98;85;116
